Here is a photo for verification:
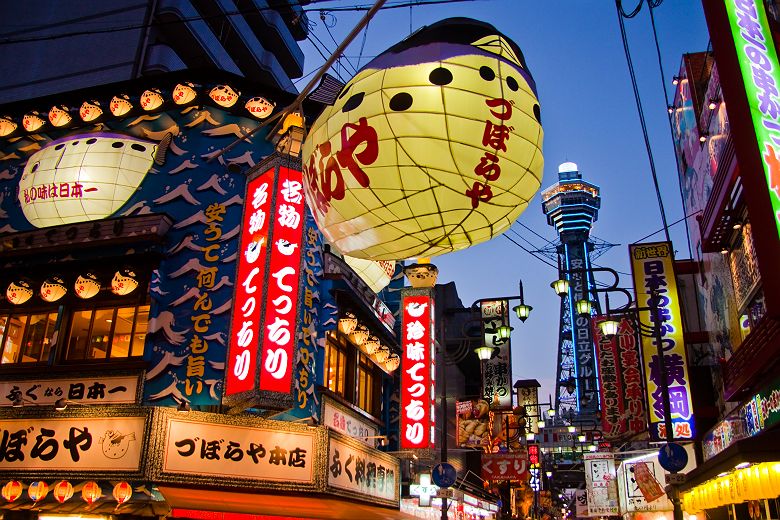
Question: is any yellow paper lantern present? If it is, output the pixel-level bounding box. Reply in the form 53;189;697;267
302;18;543;260
75;273;101;299
79;100;103;122
140;88;164;111
0;116;17;137
28;481;49;502
209;85;240;107
48;105;72;127
343;255;395;293
244;96;275;119
349;325;369;346
363;335;381;355
385;352;400;371
338;312;358;335
81;481;102;504
22;112;45;132
111;268;139;296
53;480;74;503
7;280;33;305
19;134;157;228
172;83;197;105
112;481;132;504
41;276;67;302
375;344;390;363
1;481;23;502
110;94;133;116
760;462;780;497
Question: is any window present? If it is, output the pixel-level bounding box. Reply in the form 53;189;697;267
324;330;384;418
357;352;377;415
325;332;348;397
0;312;57;364
65;304;149;361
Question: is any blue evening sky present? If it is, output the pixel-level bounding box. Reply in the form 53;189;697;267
297;0;710;401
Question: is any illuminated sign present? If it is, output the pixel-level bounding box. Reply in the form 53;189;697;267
225;172;273;396
629;242;695;441
725;0;780;239
480;300;512;410
584;453;619;516
400;293;435;449
481;452;529;482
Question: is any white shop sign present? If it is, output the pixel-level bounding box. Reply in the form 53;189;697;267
322;399;378;445
327;437;399;504
1;375;139;406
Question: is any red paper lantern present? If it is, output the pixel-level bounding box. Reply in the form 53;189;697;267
53;480;74;503
1;481;23;502
112;481;132;504
81;481;102;504
28;481;49;502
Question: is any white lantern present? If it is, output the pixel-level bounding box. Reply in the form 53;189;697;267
111;268;139;296
385;353;400;371
48;105;72;127
343;255;395;293
110;94;133;116
18;134;157;228
0;116;17;137
112;481;132;505
6;280;33;305
338;312;358;335
41;276;67;302
75;273;101;299
301;18;543;260
81;481;102;505
375;344;390;363
53;480;74;504
79;100;103;122
245;96;276;119
172;83;197;105
22;112;45;132
140;88;164;111
363;336;381;355
209;85;240;107
349;325;369;346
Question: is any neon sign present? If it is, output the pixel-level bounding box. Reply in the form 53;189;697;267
400;293;435;449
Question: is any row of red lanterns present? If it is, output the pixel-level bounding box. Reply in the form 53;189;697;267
1;480;132;505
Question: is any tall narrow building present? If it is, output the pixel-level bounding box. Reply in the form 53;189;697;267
541;161;602;423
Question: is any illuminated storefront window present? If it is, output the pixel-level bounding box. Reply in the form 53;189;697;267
65;304;149;361
357;352;377;415
325;333;348;397
0;312;57;364
325;331;383;418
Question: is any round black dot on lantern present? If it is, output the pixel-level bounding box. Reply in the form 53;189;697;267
507;76;519;91
342;92;365;113
337;84;352;100
533;104;541;123
480;66;496;81
429;67;453;85
389;92;413;111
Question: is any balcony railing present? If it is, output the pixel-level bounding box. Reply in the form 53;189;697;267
700;135;739;252
724;316;780;401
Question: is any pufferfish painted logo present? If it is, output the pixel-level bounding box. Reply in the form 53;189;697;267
302;18;544;261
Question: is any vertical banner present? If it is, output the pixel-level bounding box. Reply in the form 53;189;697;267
400;292;435;449
480;300;512;410
584;452;619;516
593;317;647;440
629;242;695;441
575;489;589;518
618;458;671;513
724;0;780;240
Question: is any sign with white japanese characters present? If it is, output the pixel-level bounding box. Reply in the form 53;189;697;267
618;459;670;512
162;418;315;483
629;242;695;441
400;292;435;449
0;416;145;471
327;437;399;505
725;0;780;240
480;300;512;410
323;398;378;446
480;452;529;481
1;375;139;407
584;452;619;516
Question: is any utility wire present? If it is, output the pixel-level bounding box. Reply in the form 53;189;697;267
632;209;702;244
502;234;559;271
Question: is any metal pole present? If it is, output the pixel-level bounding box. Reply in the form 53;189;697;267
650;291;683;520
441;341;448;520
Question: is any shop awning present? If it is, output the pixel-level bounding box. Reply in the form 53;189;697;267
159;486;420;520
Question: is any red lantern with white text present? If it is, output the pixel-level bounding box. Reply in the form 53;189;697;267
82;481;102;504
28;481;49;502
1;481;23;502
112;481;132;504
400;293;435;449
53;480;74;503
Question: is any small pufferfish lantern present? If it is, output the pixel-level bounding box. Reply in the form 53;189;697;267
111;268;139;296
48;105;72;127
110;94;133;117
172;82;197;105
301;18;544;260
0;116;17;137
140;88;164;111
79;100;103;122
41;276;67;303
75;273;101;299
209;85;240;108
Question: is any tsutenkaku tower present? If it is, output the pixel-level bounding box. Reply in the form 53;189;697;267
541;162;602;424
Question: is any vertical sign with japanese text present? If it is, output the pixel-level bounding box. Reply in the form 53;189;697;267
480;300;512;410
225;171;274;396
400;293;435;449
584;452;619;516
258;166;305;394
629;242;694;441
724;0;780;239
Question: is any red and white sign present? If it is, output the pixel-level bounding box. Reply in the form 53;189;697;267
481;452;529;481
225;172;273;396
258;167;305;393
400;294;435;449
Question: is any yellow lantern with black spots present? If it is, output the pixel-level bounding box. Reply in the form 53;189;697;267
302;18;543;260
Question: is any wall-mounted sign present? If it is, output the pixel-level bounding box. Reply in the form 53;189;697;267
480;300;512;410
629;242;695;441
1;376;139;407
724;0;780;240
162;417;315;484
618;458;671;513
584;452;619;516
400;292;435;449
323;398;378;446
0;416;145;472
480;451;528;482
327;436;399;505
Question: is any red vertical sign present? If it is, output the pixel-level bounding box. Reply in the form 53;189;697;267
258;167;305;393
401;294;435;449
225;171;274;395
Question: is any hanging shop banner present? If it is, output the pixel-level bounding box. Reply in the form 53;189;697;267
480;300;512;410
0;416;145;472
584;452;619;516
575;489;589;518
724;0;780;240
1;375;139;406
323;397;378;445
225;171;274;397
161;417;315;484
593;317;647;440
400;291;435;450
327;436;399;506
456;398;491;448
629;242;695;441
481;451;529;482
618;457;671;513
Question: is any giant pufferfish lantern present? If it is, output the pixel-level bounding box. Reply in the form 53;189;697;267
302;18;543;260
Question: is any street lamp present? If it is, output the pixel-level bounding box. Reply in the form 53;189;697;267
474;345;495;361
575;298;593;316
550;278;569;296
512;280;533;322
